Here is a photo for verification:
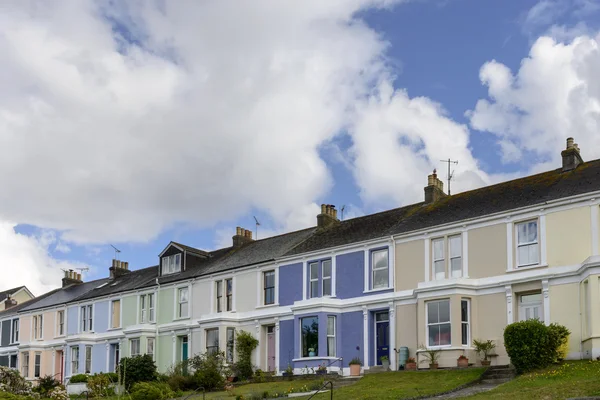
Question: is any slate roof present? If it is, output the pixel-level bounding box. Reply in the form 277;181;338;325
0;286;26;303
18;279;110;312
171;242;209;258
0;288;61;319
74;266;159;301
285;158;600;256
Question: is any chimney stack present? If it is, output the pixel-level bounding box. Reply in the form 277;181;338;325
4;295;17;309
424;169;447;204
233;226;254;247
561;137;583;172
317;204;340;229
109;259;131;279
62;269;83;288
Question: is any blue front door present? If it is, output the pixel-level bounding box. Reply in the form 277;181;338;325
375;312;389;365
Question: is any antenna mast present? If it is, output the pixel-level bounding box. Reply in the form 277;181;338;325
440;158;459;195
341;205;346;221
253;216;261;240
110;244;121;260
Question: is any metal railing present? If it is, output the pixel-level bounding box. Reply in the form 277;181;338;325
183;386;206;400
306;380;333;400
322;357;343;376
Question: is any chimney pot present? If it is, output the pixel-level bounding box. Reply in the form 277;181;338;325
566;137;574;149
236;227;241;235
321;204;327;214
561;136;583;171
424;170;447;204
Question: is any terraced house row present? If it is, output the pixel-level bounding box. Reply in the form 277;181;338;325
1;137;600;383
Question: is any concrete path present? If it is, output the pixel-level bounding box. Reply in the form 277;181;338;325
428;382;501;398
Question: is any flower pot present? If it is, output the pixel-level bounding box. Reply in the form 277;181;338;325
227;376;235;382
382;360;390;370
349;364;361;376
429;363;438;370
481;360;491;366
308;351;316;357
405;362;417;371
457;358;469;368
316;369;327;375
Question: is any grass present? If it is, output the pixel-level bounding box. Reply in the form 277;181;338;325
300;368;485;400
185;379;327;399
466;360;600;400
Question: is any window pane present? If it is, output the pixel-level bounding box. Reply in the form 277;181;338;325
461;300;469;322
439;300;450;323
180;303;188;317
521;293;542;303
528;243;539;264
226;279;233;295
327;337;335;357
327;317;335;335
310;281;319;298
373;269;388;289
174;254;181;270
265;271;275;287
518;245;530;266
449;236;461;258
528;221;538;242
322;277;332;296
433;239;444;259
180;288;188;302
517;222;527;244
428;302;438;324
451;258;462;278
461;323;468;345
310;263;318;279
434;260;445;279
375;311;389;322
428;325;440;346
322;260;331;277
301;317;319;357
439;323;451;345
373;250;388;270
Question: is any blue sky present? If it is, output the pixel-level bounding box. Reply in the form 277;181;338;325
3;0;600;293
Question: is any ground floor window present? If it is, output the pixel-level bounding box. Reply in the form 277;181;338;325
147;338;155;358
301;316;318;357
70;347;79;374
427;300;451;346
22;352;29;378
226;328;235;363
130;339;141;357
461;299;470;346
206;329;219;355
327;316;336;357
34;352;41;378
518;292;543;322
10;354;17;369
85;346;92;374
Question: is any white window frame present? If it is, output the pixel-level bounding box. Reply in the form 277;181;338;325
110;299;121;329
22;352;29;378
449;235;463;278
327;316;336;357
11;319;19;344
162;253;182;275
432;238;446;280
461;299;470;346
147;337;155;358
309;262;319;298
215;280;223;313
263;270;276;305
518;292;544;322
140;294;147;323
33;314;43;340
148;293;155;322
85;345;92;374
516;219;539;267
371;249;389;289
426;299;451;348
34;352;41;378
57;310;65;337
226;327;235;363
71;346;79;374
178;287;189;318
206;328;219;355
225;278;233;312
322;260;332;296
80;305;93;332
130;338;141;357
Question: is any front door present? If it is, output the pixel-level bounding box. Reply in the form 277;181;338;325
375;311;389;366
182;337;189;362
55;350;64;383
113;344;120;372
266;326;276;372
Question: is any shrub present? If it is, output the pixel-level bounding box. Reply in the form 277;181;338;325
118;354;158;390
548;323;570;362
68;374;89;384
189;351;227;391
87;373;113;397
33;375;60;396
0;366;36;397
48;387;68;400
504;319;570;373
235;330;259;380
130;382;173;400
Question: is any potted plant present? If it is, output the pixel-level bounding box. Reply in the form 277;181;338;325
282;364;294;377
349;357;362;376
380;355;390;370
457;355;469;368
418;345;442;370
472;339;496;367
316;363;327;375
308;348;316;357
405;357;417;371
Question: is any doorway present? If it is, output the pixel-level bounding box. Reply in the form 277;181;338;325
374;311;389;366
55;350;64;383
266;326;275;372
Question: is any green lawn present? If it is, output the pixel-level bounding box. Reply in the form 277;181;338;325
466;361;600;400
191;379;326;399
300;368;485;400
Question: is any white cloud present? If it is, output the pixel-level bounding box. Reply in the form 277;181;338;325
0;222;84;295
468;33;600;166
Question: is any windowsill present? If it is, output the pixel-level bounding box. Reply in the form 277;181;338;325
256;303;279;309
507;263;548;273
363;287;392;294
173;317;190;321
54;335;66;339
417;345;452;351
107;327;122;331
293;356;341;362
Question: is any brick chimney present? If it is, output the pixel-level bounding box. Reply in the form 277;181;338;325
232;227;254;247
561;137;583;172
109;259;131;279
62;269;83;287
317;204;340;229
4;295;17;309
424;169;447;204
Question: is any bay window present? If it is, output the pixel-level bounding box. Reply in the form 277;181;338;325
427;300;451;347
301;316;318;357
327;316;336;357
206;329;219;355
461;299;470;346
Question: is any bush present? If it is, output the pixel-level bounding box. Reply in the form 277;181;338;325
0;393;36;400
0;366;36;397
189;351;227;391
235;330;259;380
48;387;68;400
87;373;114;397
118;354;158;390
130;382;174;400
33;375;60;396
68;374;89;384
548;323;570;362
504;319;570;373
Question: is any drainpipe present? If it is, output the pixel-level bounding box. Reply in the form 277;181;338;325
155;278;160;369
578;277;584;360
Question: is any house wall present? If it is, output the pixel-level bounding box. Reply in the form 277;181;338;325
468;224;507;279
279;319;294;369
157;335;172;373
158;288;175;324
66;307;78;335
192;280;211;317
94;301;109;333
395;303;418;358
278;263;303;306
340;311;363;368
336;251;364;299
121;295;137;328
92;343;106;373
549;282;581;358
546;207;592;266
235;270;257;313
473;292;509;366
42;310;55;340
20;315;31;345
395;240;424;291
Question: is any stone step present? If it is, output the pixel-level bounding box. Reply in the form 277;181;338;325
487;365;513;370
481;378;513;384
486;370;516;377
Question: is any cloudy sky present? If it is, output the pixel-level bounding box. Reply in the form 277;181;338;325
1;0;600;295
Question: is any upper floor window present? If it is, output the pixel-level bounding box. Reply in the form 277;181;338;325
427;299;451;347
216;281;223;313
11;319;19;343
57;310;65;336
309;259;332;298
162;253;182;275
81;305;93;332
371;249;389;289
33;315;43;340
516;220;539;267
263;271;275;305
432;235;462;280
178;287;189;318
140;294;155;323
518;292;543;322
225;279;233;311
111;300;121;328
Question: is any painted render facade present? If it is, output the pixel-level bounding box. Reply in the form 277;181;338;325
0;138;599;382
